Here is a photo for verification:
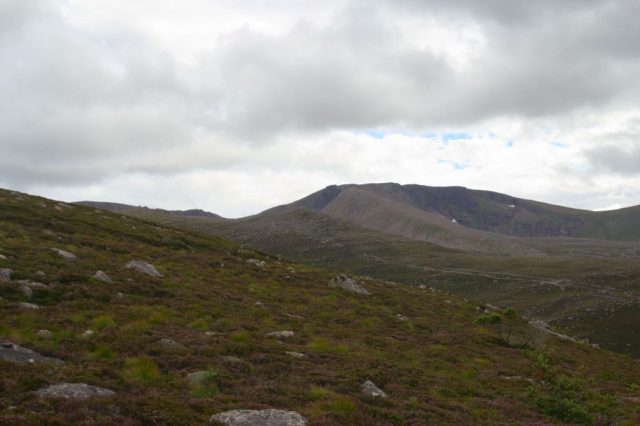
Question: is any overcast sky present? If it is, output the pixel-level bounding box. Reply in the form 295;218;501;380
2;0;640;217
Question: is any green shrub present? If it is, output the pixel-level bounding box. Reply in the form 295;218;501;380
92;314;116;331
124;357;161;383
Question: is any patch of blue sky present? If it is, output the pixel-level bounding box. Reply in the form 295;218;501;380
506;140;514;147
441;132;472;142
438;159;470;170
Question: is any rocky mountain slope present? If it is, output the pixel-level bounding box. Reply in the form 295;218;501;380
3;188;640;424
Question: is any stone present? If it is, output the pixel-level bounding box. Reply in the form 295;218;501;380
158;338;185;351
246;258;266;269
361;380;387;399
396;314;409;321
51;248;77;261
18;285;33;298
36;330;53;339
0;341;64;364
81;329;94;338
125;260;161;277
93;270;113;284
0;254;7;260
210;409;307;425
35;383;115;400
18;302;39;310
265;331;294;339
0;268;12;283
328;274;371;296
254;301;264;307
35;271;46;277
285;351;305;358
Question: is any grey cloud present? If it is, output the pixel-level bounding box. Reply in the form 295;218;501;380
586;145;640;176
1;0;640;190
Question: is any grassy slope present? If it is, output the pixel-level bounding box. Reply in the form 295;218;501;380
89;203;640;355
2;189;640;424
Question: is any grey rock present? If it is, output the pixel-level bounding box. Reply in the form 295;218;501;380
265;331;294;339
35;271;46;277
361;380;387;398
0;254;7;260
210;409;307;425
0;268;12;283
328;274;371;296
125;260;161;277
51;248;77;261
35;383;114;400
18;302;39;310
158;338;185;351
36;330;53;339
17;280;47;289
285;351;305;358
246;258;266;269
93;270;113;284
19;284;33;298
396;314;409;321
0;342;63;364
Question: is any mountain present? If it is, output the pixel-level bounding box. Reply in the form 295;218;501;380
283;183;640;241
78;184;640;358
6;187;640;424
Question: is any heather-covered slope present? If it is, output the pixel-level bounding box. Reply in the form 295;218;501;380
3;188;640;424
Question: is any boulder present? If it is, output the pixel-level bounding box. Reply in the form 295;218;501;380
0;342;64;364
246;259;266;269
81;329;94;339
18;302;39;310
285;351;305;358
361;380;387;399
51;248;77;261
396;314;409;321
35;383;114;400
125;260;161;277
0;254;7;260
210;409;307;425
93;270;113;284
328;274;371;296
18;284;33;298
0;268;12;283
265;331;294;339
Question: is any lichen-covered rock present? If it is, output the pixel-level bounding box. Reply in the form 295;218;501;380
18;302;39;310
285;351;305;358
93;270;113;284
51;248;77;261
328;274;371;295
125;260;161;277
361;380;387;398
0;342;64;364
210;409;307;425
265;331;294;339
35;383;115;400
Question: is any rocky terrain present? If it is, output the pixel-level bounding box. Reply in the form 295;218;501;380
3;187;640;424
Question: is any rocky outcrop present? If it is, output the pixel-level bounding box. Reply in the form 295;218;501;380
0;342;64;364
125;260;161;277
35;383;115;400
246;258;266;269
328;274;370;295
210;409;307;425
361;380;387;398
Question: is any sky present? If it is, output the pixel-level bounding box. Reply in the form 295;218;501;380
2;0;640;217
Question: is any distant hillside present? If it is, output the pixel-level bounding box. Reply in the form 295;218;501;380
284;183;640;241
6;187;640;424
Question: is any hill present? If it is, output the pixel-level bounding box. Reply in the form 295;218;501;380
3;188;640;424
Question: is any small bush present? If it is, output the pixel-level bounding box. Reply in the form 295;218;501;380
123;357;161;383
92;314;116;331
